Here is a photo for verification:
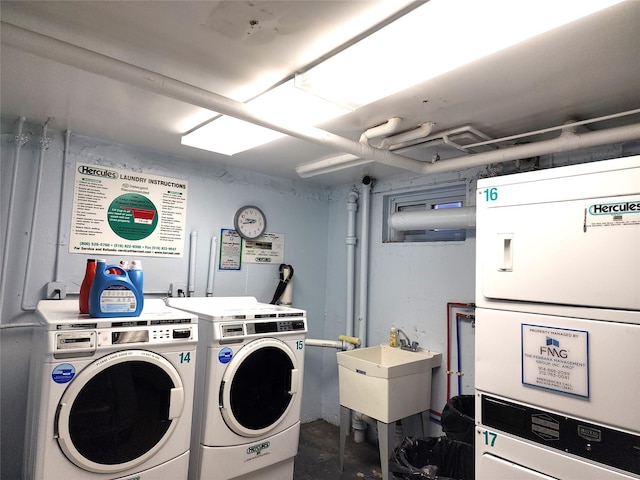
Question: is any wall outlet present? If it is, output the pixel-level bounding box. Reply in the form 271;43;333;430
46;282;67;299
169;282;187;297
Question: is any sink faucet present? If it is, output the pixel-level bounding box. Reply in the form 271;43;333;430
396;328;419;352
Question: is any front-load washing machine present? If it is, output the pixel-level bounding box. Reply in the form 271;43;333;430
165;297;307;480
23;299;198;480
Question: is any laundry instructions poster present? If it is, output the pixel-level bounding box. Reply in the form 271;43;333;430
69;162;187;257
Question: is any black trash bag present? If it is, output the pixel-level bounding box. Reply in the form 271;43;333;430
389;436;474;480
441;395;475;445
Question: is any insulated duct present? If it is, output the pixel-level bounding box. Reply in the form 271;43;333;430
390;206;476;231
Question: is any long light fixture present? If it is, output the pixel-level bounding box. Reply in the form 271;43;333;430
181;78;350;156
183;0;623;156
295;0;622;109
295;0;624;110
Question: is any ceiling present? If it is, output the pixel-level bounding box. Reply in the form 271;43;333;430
1;1;639;186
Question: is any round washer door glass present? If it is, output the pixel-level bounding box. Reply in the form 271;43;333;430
56;350;185;473
220;338;299;437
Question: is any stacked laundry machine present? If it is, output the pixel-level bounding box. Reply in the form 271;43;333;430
474;157;640;479
166;296;307;480
24;299;198;480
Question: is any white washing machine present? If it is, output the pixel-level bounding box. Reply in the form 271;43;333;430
24;299;198;480
165;297;307;480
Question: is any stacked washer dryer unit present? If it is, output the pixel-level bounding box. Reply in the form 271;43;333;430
474;157;640;479
165;297;307;480
23;299;198;480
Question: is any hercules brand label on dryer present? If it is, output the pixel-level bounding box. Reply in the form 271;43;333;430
52;363;76;384
584;195;640;231
218;347;233;364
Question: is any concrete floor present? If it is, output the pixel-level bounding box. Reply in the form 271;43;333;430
294;420;383;480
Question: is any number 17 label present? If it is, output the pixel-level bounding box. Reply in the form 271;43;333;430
482;430;497;447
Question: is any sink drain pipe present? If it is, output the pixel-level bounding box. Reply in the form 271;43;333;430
305;335;361;350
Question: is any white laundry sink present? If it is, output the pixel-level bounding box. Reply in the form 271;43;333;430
337;344;442;423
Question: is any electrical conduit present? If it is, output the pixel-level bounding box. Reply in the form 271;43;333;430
21;118;53;311
188;231;197;296
54;129;71;282
446;302;474;401
0;116;27;319
206;236;217;296
346;190;359;338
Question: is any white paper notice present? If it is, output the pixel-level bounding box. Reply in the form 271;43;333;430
242;232;285;264
522;324;589;398
69;163;187;257
220;229;241;270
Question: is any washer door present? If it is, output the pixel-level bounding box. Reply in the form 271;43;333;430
56;350;185;473
219;338;299;437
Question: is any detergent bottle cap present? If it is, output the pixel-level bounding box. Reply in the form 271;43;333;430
130;259;142;270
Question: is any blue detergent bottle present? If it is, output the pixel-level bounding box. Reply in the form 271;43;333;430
89;259;143;317
128;260;144;298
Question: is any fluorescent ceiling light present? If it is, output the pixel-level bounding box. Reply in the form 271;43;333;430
184;0;621;156
181;79;349;156
295;0;624;110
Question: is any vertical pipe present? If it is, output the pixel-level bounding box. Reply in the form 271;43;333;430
357;177;372;347
21;118;52;311
188;231;197;296
456;314;463;395
346;190;359;338
54;129;71;281
206;236;217;296
0;116;27;317
352;178;372;444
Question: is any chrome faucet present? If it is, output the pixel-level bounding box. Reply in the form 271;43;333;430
396;328;419;352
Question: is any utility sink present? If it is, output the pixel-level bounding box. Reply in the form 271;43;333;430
337;344;442;423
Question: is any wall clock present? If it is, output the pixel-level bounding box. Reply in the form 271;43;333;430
233;205;267;240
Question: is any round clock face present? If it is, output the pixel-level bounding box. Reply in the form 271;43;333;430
234;205;266;240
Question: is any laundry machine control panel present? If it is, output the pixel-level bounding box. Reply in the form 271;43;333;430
51;317;196;358
481;395;640;475
220;319;307;340
248;319;306;334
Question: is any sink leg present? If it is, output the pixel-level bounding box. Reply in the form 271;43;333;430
339;405;350;471
378;420;395;480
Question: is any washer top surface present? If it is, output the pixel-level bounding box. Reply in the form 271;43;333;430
36;299;197;329
166;296;306;321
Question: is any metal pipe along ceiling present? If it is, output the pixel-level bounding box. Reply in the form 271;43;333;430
3;21;640;178
0;22;419;169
